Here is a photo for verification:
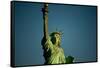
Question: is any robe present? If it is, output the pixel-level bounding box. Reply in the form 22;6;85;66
42;36;66;64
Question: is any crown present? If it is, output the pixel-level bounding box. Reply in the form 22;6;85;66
50;31;63;36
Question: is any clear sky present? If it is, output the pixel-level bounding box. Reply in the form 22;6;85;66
12;1;97;66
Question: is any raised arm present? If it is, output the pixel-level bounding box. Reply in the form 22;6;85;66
42;3;49;40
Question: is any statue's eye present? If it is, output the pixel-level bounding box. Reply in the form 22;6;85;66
55;34;58;37
56;34;59;37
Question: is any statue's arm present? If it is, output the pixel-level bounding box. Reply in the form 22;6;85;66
42;4;49;40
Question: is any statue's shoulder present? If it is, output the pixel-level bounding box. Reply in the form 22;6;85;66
41;36;52;45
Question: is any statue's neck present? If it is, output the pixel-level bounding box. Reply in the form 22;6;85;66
54;40;61;47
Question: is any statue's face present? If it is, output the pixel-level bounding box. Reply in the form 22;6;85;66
54;34;61;41
50;33;61;47
54;34;61;46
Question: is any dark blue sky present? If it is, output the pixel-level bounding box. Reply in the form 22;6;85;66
13;1;97;66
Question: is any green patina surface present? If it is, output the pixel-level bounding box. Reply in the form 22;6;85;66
42;4;74;65
42;36;74;64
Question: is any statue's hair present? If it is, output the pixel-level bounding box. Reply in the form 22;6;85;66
50;32;61;36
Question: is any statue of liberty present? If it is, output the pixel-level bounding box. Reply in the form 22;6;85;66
41;4;74;64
